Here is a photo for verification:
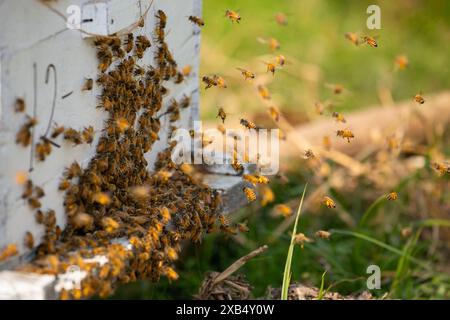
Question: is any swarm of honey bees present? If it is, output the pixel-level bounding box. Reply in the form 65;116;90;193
5;9;255;299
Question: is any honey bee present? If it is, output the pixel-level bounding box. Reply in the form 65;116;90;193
72;212;94;231
82;126;94;144
202;75;227;89
258;186;274;206
257;37;280;51
332;111;346;123
64;128;83;145
336;129;354;143
304;149;315;159
256;175;269;184
315;230;331;239
64;161;82;179
82;78;93;91
264;62;276;75
164;266;179;281
362;36;378;48
101;217;119;233
188;15;205;27
51;125;65;139
432;161;450;175
274;12;288;26
240;118;257;130
124;33;134;53
414;93;425;104
24;232;34;249
326;83;344;95
243;187;256;202
21;179;33;199
236;67;255;81
268;106;280;121
293;233;311;248
216;107;227;123
0;244;18;262
401;227;413;238
116;118;130;133
242;174;259;186
387;192;398;201
93;192;111;206
14;98;25;113
16;116;37;147
272;204;292;218
257;85;271;100
394;54;409;70
314;101;325;115
225;10;241;23
28;197;42;209
156;9;167;27
344;32;359;46
275;55;286;68
322;196;336;208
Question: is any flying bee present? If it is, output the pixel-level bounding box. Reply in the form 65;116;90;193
344;32;359;46
394;54;409;70
202;75;217;89
326;83;344;95
0;244;18;262
258;37;280;51
272;204;292;218
322;196;336;208
268;106;280;121
274;12;288;26
257;85;271;100
188;15;205;27
225;10;241;23
28;197;41;209
82;78;93;91
64;128;83;145
51;125;65;139
275;54;286;66
216;107;227;123
81;126;94;144
264;61;276;75
240;118;257;130
217;124;226;135
336;128;354;143
243;187;256;202
293;233;311;248
414;92;425;104
237;222;250;233
236;67;255;81
432;161;450;175
14;98;25;113
315;230;331;239
304;149;315;159
387;191;398;201
362;35;378;48
256;175;269;184
16;116;37;147
260;186;275;206
332;111;346;123
24;232;34;249
242;174;259;186
21;179;33;199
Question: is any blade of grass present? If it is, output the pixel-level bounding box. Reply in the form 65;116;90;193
281;183;308;300
415;219;450;228
317;270;328;300
331;229;430;269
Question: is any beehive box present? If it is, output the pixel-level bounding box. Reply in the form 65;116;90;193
0;0;202;266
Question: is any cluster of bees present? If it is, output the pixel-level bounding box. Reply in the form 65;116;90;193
5;9;250;299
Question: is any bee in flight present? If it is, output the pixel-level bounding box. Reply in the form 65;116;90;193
274;12;288;26
362;35;378;48
188;15;205;27
202;75;227;89
240;118;257;130
264;61;276;76
216;107;228;123
344;32;359;46
395;55;409;70
225;10;241;23
275;54;286;67
414;92;425;104
268;106;280;122
387;192;398;201
243;187;256;202
236;67;255;81
257;85;271;100
322;196;336;208
336;129;355;143
332;111;346;123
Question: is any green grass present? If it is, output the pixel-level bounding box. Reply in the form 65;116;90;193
281;184;308;300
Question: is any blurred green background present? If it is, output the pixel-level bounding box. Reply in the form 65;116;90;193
112;0;450;299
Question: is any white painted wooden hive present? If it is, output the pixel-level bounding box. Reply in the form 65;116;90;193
0;0;202;266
